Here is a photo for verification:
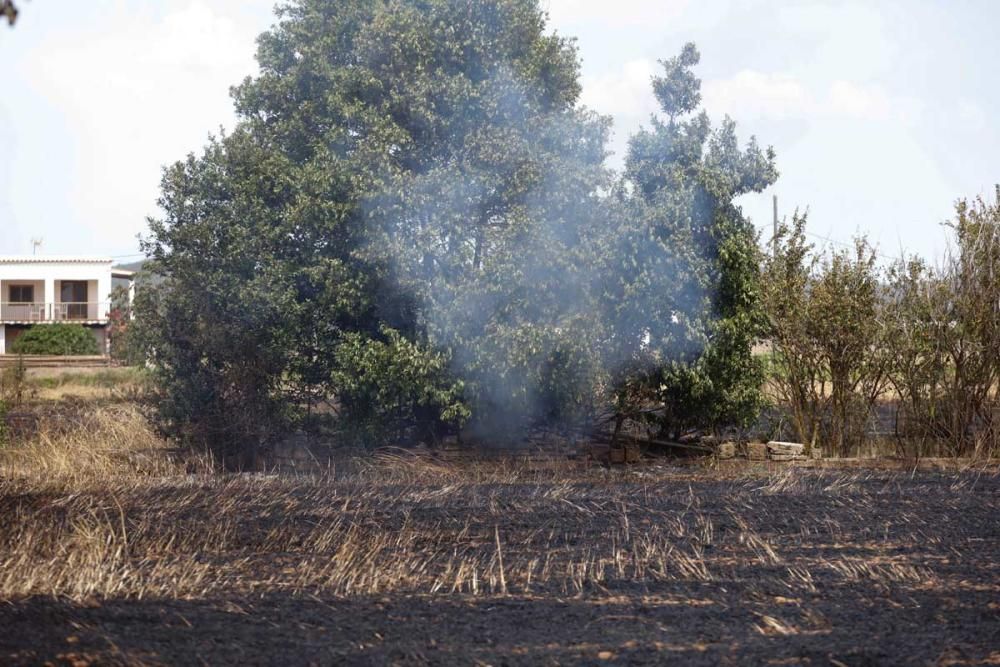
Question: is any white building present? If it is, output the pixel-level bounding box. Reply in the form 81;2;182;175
0;256;135;355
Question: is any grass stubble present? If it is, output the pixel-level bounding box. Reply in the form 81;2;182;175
1;402;998;664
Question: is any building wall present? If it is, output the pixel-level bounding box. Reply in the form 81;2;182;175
0;258;113;322
0;258;117;356
1;260;110;284
0;325;28;355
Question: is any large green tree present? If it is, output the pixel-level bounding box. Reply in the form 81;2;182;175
608;44;778;439
138;0;610;460
138;2;781;463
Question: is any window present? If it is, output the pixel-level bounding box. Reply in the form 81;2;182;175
61;281;89;319
9;285;34;303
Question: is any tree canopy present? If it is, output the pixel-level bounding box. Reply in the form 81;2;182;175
1;1;17;27
136;0;778;465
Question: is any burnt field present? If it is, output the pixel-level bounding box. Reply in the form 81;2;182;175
1;451;999;666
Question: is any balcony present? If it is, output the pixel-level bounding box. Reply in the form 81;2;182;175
0;302;111;323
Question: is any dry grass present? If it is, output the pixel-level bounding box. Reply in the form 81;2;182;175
1;409;998;663
1;410;997;607
0;404;182;484
24;367;150;403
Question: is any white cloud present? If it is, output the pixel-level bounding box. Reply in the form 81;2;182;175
543;0;690;27
775;3;897;82
826;80;891;120
17;1;271;254
580;62;908;130
703;70;918;125
575;57;927;173
581;62;913;130
576;58;658;167
579;59;658;119
702;71;812;120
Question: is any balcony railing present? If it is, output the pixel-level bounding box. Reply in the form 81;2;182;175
0;302;110;322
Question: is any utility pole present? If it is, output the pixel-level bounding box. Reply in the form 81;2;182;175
772;195;779;256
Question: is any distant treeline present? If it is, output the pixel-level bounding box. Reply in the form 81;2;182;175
763;189;1000;458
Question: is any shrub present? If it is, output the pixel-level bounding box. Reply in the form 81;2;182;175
762;216;891;456
885;188;1000;457
0;356;22;447
108;284;142;365
763;186;1000;458
331;327;470;447
10;324;100;356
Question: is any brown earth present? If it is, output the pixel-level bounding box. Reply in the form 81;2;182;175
1;461;998;665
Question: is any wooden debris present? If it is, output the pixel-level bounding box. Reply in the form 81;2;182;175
0;354;110;368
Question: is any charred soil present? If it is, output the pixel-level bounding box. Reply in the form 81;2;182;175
1;459;998;665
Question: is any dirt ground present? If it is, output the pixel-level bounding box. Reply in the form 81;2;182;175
1;461;998;666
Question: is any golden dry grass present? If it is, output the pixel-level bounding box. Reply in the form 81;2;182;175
25;367;150;403
1;408;997;606
0;404;180;484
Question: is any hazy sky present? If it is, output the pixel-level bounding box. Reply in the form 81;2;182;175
1;0;997;262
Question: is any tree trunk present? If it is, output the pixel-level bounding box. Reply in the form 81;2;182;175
473;228;484;271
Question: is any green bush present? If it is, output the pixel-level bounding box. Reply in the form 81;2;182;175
331;327;470;447
10;324;100;356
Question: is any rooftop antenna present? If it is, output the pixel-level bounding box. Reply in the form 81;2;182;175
31;237;43;255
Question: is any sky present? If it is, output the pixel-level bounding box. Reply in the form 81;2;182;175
0;0;997;263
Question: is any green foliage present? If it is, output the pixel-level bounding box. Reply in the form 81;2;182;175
761;187;1000;457
652;43;701;120
349;0;613;438
762;216;892;455
810;239;892;454
136;4;780;462
137;0;607;460
760;213;825;448
883;187;1000;456
131;274;293;466
331;327;469;445
612;42;778;438
10;325;100;356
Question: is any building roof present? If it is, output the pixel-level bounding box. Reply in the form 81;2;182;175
0;255;114;264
